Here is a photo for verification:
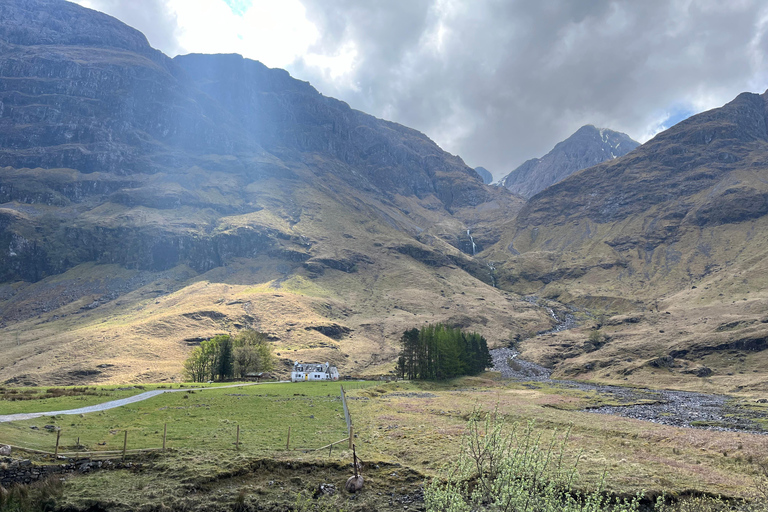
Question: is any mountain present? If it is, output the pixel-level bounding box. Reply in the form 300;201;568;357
487;91;768;392
0;0;543;385
474;166;493;184
499;125;639;198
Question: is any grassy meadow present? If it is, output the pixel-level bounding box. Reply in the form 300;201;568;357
0;381;360;454
2;377;768;511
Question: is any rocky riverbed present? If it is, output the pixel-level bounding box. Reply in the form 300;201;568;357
491;347;767;434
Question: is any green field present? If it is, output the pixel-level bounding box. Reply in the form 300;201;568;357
0;381;356;454
0;383;228;416
2;377;768;511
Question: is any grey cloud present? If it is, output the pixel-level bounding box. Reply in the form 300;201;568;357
292;0;768;179
73;0;768;182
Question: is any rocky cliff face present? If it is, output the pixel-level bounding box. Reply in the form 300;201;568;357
0;0;510;284
174;53;491;210
473;167;493;184
499;125;639;199
490;89;768;298
516;93;768;231
0;0;537;385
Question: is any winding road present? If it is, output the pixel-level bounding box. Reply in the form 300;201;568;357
0;382;281;423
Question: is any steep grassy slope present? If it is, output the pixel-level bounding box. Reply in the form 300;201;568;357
485;91;768;390
0;0;542;385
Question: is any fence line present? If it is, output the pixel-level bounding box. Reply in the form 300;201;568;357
340;384;352;433
1;443;162;459
2;383;366;458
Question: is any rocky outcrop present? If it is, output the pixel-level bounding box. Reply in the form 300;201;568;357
0;0;511;285
474;166;493;184
0;456;138;487
517;93;768;229
500;125;639;199
174;53;490;210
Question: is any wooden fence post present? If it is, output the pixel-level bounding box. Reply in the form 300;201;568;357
122;430;128;461
286;426;291;450
54;429;61;458
348;425;353;449
163;423;167;452
236;425;240;450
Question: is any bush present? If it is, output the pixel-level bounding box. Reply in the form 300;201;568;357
183;329;275;382
425;407;642;512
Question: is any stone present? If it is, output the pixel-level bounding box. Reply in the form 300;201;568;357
314;483;336;498
0;445;10;456
345;475;364;493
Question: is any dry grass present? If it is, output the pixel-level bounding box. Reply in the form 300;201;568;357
0;221;551;385
347;378;768;500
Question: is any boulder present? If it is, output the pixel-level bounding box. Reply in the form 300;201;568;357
345;475;364;493
0;444;11;456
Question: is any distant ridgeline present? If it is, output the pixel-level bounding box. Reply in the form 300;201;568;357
396;324;492;380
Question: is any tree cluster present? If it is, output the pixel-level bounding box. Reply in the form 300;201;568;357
396;323;492;380
183;330;275;382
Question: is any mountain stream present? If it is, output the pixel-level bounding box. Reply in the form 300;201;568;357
491;300;767;434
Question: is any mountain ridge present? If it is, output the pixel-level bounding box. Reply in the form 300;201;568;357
500;124;639;199
486;89;768;390
0;0;538;385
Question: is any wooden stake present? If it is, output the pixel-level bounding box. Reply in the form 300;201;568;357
352;444;358;478
286;426;291;450
236;425;240;450
163;423;167;452
348;425;354;449
54;429;61;458
122;430;128;461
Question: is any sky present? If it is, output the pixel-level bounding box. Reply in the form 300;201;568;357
73;0;768;181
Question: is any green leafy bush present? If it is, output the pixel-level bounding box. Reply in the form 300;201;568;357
183;329;274;382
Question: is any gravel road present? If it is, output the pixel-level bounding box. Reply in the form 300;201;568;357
0;382;282;423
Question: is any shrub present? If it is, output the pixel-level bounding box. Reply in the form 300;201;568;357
425;407;642;512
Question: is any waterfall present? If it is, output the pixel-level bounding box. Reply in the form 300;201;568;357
467;229;477;256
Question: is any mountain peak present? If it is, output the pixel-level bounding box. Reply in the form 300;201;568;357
0;0;158;57
499;125;639;198
474;166;493;184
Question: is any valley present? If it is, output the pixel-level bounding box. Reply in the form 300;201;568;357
2;1;768;510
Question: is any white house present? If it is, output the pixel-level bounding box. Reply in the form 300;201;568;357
291;361;340;382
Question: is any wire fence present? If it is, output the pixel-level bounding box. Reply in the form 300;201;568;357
0;381;380;459
340;384;352;433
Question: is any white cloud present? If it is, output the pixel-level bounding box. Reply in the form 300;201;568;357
167;0;318;68
73;0;321;70
302;41;359;89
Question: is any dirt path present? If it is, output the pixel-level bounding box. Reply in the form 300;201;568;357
0;382;285;423
491;347;767;434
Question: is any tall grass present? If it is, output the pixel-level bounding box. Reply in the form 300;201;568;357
0;477;63;512
426;406;768;512
425;407;642;512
